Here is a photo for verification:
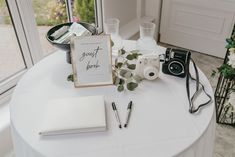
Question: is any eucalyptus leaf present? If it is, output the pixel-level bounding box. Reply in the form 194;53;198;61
127;82;138;91
126;54;135;60
132;53;138;59
119;78;125;85
133;75;143;83
119;69;128;77
67;74;74;82
132;53;142;59
124;71;132;78
127;64;136;70
130;50;140;54
117;85;124;92
112;49;141;92
121;48;126;55
114;77;120;85
126;78;132;83
116;62;123;68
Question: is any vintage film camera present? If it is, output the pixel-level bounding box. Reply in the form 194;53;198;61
162;48;191;78
135;54;160;80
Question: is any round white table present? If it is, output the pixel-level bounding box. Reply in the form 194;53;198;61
10;40;215;157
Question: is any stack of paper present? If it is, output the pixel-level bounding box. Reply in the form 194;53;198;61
39;96;106;136
54;23;92;44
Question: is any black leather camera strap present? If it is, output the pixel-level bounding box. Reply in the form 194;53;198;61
186;59;212;113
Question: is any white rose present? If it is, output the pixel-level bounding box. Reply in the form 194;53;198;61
228;53;235;68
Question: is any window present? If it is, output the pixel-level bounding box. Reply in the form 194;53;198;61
0;0;103;103
0;0;33;97
0;0;25;82
31;0;103;57
102;0;154;39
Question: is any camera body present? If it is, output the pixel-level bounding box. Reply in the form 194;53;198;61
162;48;191;78
135;54;160;80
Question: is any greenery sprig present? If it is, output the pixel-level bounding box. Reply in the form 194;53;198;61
67;48;143;92
225;34;235;49
212;35;235;80
113;48;143;92
212;64;235;79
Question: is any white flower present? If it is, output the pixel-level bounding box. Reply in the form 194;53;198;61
228;53;235;68
229;48;235;53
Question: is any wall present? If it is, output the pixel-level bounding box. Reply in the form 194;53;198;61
102;0;137;27
102;0;162;39
145;0;162;40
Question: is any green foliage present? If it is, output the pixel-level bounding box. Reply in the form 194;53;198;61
0;0;4;8
67;74;74;82
225;38;235;49
113;49;142;92
217;64;235;79
67;49;142;92
126;51;142;60
0;0;95;26
127;82;138;91
46;0;68;26
212;31;235;80
117;85;124;92
74;0;95;23
127;63;136;70
225;33;235;49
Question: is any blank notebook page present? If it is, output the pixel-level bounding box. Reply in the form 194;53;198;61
39;95;106;136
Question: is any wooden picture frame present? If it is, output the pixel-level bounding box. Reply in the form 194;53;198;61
71;35;113;87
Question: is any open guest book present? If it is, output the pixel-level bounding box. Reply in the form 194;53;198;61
39;96;106;136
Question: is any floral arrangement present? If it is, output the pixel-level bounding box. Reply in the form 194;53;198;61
213;31;235;122
212;34;235;79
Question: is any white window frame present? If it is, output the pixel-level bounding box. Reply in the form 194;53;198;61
0;0;103;104
95;0;104;33
0;0;35;97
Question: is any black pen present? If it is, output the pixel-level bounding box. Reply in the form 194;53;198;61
111;102;122;129
124;101;133;128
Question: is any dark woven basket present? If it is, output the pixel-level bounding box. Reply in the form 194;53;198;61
46;22;97;63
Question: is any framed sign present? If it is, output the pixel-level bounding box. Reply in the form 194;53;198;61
71;35;113;87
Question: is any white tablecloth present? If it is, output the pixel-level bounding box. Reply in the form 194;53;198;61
10;40;215;157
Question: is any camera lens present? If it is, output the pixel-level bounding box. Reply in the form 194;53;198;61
144;67;158;80
168;61;184;75
149;72;155;76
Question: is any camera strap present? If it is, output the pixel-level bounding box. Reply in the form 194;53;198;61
186;59;212;113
